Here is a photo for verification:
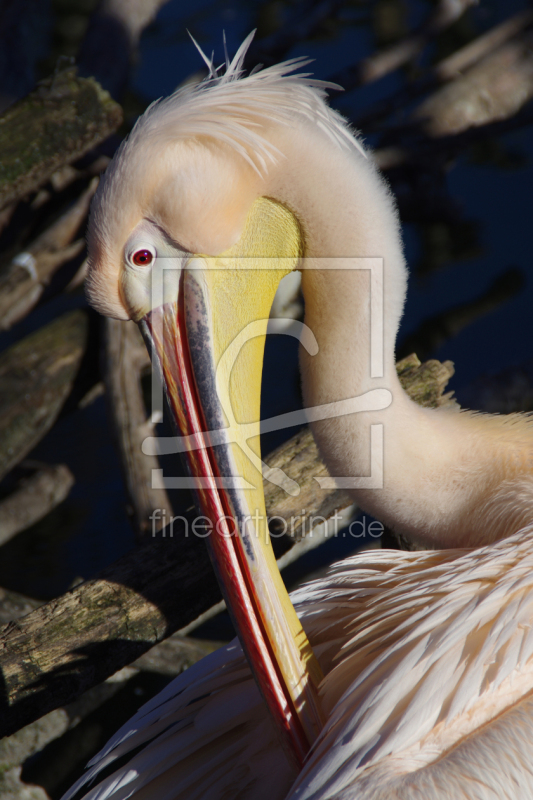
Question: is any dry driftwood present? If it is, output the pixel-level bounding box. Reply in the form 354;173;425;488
266;352;455;538
132;632;222;676
0;310;88;482
0;464;74;546
371;15;533;172
0;589;41;627
104;319;171;539
0;635;219;789
0;767;49;800
0;585;218;785
332;0;474;89
0;355;454;738
375;101;533;170
415;26;533;137
358;9;533;134
0;512;221;739
0;179;98;330
0;668;136;782
0;67;121;212
361;0;475;86
435;9;533;82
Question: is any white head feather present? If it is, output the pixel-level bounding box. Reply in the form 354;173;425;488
86;32;363;319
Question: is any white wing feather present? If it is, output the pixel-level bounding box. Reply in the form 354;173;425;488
289;525;533;799
65;525;533;800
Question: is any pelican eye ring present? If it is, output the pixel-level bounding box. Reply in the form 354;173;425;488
132;249;154;267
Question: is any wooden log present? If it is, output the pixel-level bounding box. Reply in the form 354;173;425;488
0;464;74;546
362;0;475;85
374;101;533;170
0;588;41;626
104;319;171;539
0;636;219;780
0;179;98;330
0;67;121;212
0;766;49;800
131;632;223;676
0;355;455;738
415;27;533;137
264;427;353;544
0;669;137;781
0;512;220;738
395;353;456;408
353;9;533;151
266;352;456;538
0;310;88;482
435;9;533;82
331;0;474;89
0;587;217;780
372;19;533;172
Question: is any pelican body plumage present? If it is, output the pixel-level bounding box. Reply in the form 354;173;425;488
65;34;533;800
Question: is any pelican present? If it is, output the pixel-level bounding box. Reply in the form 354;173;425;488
65;34;533;799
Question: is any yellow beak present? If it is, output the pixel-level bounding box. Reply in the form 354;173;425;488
140;197;323;768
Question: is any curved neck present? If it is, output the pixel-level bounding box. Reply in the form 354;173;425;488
264;122;533;549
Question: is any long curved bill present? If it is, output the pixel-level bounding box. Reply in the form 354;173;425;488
139;208;324;767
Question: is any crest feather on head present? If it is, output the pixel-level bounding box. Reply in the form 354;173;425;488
122;30;360;174
87;31;363;319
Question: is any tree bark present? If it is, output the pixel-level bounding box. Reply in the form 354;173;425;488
0;464;74;546
0;68;121;211
104;319;171;539
0;311;88;482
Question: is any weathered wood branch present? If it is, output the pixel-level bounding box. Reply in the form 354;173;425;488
104;319;171;539
0;179;98;330
355;10;533;137
375;97;533;171
0;464;74;546
415;26;533;136
0;355;454;738
0;766;49;800
0;589;41;627
369;18;533;171
0;68;121;211
0;513;220;739
331;0;475;89
0;310;88;482
435;9;533;82
0;635;219;786
0;587;217;787
266;353;456;549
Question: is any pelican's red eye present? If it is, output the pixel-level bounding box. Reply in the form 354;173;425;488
132;249;154;267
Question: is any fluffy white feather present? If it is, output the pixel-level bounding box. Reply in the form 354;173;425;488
65;527;533;800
